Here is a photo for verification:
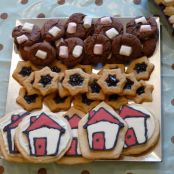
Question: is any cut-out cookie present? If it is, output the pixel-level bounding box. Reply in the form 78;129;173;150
49;60;67;74
78;102;128;159
58;108;91;164
119;104;160;155
74;64;92;74
15;112;72;163
0;111;30;162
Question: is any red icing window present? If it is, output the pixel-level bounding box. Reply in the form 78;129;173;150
34;137;46;156
92;132;105;150
66;138;78;156
125;128;138;147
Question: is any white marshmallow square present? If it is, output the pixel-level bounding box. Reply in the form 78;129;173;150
55;38;64;47
16;34;28;44
83;16;92;29
105;28;119;39
59;46;68;58
100;17;112;24
140;25;152;32
22;22;34;32
93;44;103;55
67;22;77;34
72;45;83;58
48;26;61;37
135;17;147;24
35;50;48;59
119;45;132;56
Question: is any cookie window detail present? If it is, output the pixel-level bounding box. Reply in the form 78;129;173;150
39;75;53;87
68;73;84;86
53;95;67;104
105;74;119;87
136;86;145;95
90;80;101;93
24;94;38;104
134;62;147;73
19;67;32;77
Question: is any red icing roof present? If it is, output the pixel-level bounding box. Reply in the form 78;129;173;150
24;113;64;132
85;107;122;127
119;105;149;119
67;114;81;129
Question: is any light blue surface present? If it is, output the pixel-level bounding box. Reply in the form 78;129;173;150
0;0;174;173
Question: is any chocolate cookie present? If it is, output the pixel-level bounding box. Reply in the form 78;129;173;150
84;34;111;64
126;16;158;41
29;41;56;66
12;22;41;48
65;13;93;39
18;46;31;61
41;19;65;42
112;34;142;64
94;17;123;40
57;37;84;67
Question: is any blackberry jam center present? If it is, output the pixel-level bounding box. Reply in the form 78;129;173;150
108;94;119;101
19;66;32;77
105;74;119;87
39;74;53;87
53;95;67;104
134;62;147;73
50;66;61;73
90;80;101;93
124;78;134;90
24;94;38;104
82;94;93;105
69;73;84;86
136;86;145;95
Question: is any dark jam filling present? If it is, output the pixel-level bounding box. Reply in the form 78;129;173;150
39;74;53;87
108;94;119;101
90;80;101;93
136;86;145;95
31;80;34;85
81;94;93;105
68;73;84;86
24;94;38;104
105;74;119;87
124;78;134;90
134;62;147;74
19;67;32;77
50;66;61;73
53;94;67;104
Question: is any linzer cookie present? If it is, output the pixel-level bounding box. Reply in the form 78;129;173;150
15;112;72;163
0;111;30;162
75;64;92;74
49;60;67;73
57;37;84;67
78;102;128;159
119;104;160;155
58;108;91;164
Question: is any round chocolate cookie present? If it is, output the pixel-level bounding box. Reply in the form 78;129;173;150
29;41;56;66
12;23;41;47
41;19;65;42
57;37;84;67
84;34;111;64
18;46;31;61
112;34;142;64
126;16;158;41
94;17;123;40
65;13;93;39
142;38;157;57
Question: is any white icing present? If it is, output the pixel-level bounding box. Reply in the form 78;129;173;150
16;34;28;44
86;122;119;150
48;26;61;37
135;17;147;24
119;45;132;56
100;17;112;24
83;16;92;29
67;22;77;34
35;50;47;59
140;25;152;32
22;22;34;32
105;28;119;39
72;45;83;58
93;44;103;55
59;46;68;58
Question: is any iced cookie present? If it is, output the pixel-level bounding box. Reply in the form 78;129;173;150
78;102;128;159
126;16;158;41
65;13;93;39
29;41;56;66
126;56;154;80
15;112;72;163
97;69;126;94
105;94;128;110
33;67;59;96
94;17;123;40
119;104;160;155
128;81;154;103
49;60;67;73
41;19;65;42
84;34;111;64
12;61;38;86
12;22;41;48
62;68;90;96
58;108;91;164
44;93;71;112
0;111;30;162
112;34;142;64
73;94;100;113
16;88;43;111
57;37;84;67
75;64;92;74
86;74;105;100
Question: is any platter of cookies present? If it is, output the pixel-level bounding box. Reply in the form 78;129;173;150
2;14;161;164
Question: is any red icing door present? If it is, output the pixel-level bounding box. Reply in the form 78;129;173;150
92;132;105;150
125;128;138;147
66;138;78;156
34;137;46;156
